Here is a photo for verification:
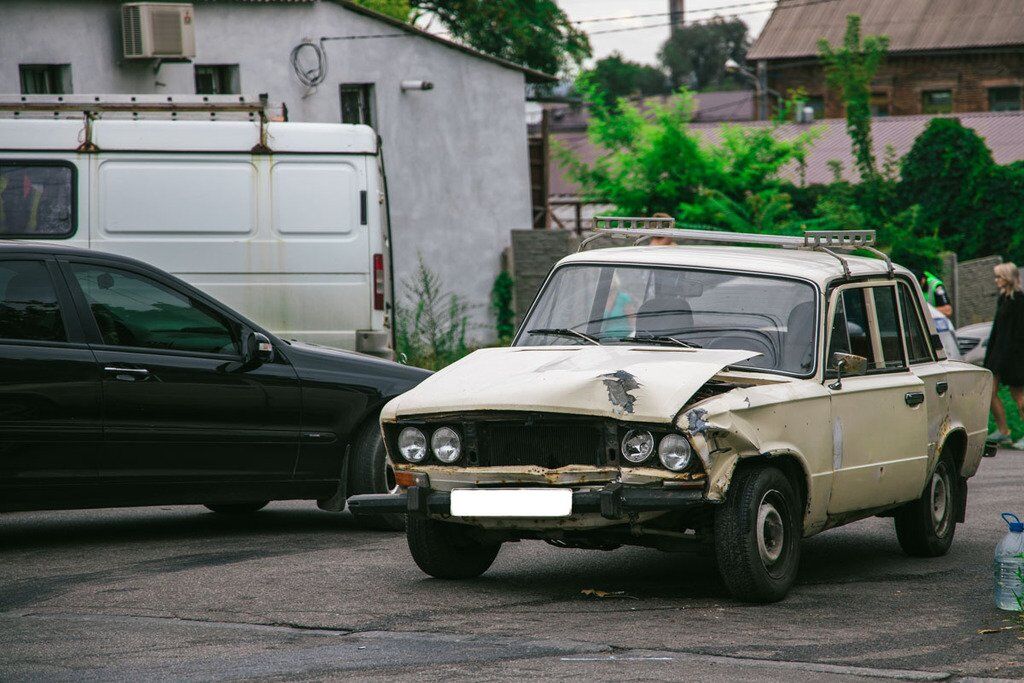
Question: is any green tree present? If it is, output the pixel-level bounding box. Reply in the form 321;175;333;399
352;0;410;21
410;0;590;75
556;84;817;225
580;53;669;102
818;15;889;182
658;17;750;91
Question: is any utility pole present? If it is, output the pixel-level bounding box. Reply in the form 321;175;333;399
669;0;685;30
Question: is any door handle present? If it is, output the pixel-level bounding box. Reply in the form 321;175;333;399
104;366;150;381
936;381;949;396
905;391;925;407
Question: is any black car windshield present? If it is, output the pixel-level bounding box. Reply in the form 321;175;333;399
518;264;818;375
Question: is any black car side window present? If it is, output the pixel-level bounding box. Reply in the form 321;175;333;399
0;260;67;343
69;263;240;355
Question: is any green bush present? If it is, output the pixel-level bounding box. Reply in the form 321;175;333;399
490;270;515;345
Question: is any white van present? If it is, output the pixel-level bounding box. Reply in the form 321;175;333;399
0;95;393;356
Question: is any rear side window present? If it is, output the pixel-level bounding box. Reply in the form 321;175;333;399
69;263;240;355
0;260;66;342
0;164;75;237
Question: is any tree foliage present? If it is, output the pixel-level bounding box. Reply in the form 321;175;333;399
658;17;750;91
580;53;670;103
352;0;411;21
556;83;818;228
410;0;590;75
818;15;889;181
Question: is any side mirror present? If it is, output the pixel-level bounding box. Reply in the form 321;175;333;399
828;352;868;390
243;330;274;366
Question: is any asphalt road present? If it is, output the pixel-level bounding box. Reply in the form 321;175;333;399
2;452;1023;682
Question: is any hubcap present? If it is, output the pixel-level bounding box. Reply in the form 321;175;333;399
757;492;786;567
930;466;951;536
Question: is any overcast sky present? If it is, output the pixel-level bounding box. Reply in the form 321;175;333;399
556;0;774;66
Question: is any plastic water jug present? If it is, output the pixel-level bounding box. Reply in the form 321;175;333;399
996;513;1024;611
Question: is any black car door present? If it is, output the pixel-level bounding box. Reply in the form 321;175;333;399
58;256;302;483
0;255;102;499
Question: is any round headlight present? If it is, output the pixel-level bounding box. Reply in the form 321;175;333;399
431;426;462;463
397;427;427;463
658;434;693;471
621;429;655;463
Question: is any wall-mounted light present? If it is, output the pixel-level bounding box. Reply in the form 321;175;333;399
400;80;434;91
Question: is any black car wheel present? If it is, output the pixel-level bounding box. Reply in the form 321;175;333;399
407;516;501;579
894;452;957;557
713;465;802;603
204;501;269;515
348;419;405;531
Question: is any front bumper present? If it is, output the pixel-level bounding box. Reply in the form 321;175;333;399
347;484;705;521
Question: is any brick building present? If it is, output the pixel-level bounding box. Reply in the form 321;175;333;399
747;0;1024;119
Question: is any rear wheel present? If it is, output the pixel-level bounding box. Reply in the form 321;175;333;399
894;453;957;557
407;516;501;579
204;501;269;515
713;465;802;603
348;419;404;531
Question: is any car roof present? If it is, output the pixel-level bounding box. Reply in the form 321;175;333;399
558;244;912;287
0;239;159;270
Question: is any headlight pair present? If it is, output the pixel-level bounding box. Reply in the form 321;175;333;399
397;426;461;464
621;429;693;471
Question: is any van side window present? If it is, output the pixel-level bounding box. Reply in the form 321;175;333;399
69;264;240;355
0;164;74;237
0;260;66;342
898;283;933;364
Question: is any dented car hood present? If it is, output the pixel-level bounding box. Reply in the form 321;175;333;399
383;345;759;424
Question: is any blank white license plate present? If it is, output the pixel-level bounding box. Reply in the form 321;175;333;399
449;488;572;518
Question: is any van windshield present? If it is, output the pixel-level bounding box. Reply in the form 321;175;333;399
517;264;818;375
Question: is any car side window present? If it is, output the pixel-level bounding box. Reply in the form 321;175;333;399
69;263;240;355
827;285;906;373
0;260;67;343
898;283;933;364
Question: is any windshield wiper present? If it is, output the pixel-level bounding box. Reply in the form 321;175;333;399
617;334;702;348
527;328;601;345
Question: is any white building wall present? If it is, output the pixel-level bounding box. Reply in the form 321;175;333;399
0;0;533;340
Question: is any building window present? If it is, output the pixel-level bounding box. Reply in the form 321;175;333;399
921;90;953;114
340;84;374;126
805;96;825;120
869;91;890;116
989;86;1022;112
19;64;72;94
194;65;240;95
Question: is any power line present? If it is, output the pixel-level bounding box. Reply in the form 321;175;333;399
586;0;845;36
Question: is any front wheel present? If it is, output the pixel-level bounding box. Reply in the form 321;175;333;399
348;419;405;531
713;465;802;603
407;516;501;579
893;454;957;557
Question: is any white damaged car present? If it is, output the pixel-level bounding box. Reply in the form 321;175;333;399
349;220;993;602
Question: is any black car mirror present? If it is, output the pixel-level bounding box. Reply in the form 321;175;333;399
242;330;274;366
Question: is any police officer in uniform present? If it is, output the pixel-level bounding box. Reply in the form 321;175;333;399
919;271;952;318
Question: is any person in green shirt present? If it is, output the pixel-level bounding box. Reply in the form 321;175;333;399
918;271;952;318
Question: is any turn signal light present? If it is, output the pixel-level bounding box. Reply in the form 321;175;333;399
394;470;427;488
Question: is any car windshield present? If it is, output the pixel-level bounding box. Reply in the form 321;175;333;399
518;264;818;375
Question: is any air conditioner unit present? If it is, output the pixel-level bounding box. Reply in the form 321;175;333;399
121;3;196;59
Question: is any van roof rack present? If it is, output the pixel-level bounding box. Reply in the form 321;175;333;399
0;94;287;121
578;216;893;279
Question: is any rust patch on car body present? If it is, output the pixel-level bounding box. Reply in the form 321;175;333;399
600;370;640;415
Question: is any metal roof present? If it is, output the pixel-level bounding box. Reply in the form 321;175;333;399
748;0;1024;60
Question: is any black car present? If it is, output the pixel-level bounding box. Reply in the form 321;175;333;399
0;241;429;526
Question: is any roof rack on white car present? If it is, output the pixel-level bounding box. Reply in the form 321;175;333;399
579;216;894;279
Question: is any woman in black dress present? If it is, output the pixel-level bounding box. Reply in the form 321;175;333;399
984;262;1024;448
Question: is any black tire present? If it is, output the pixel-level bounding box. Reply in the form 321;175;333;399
406;516;501;579
713;465;802;603
893;453;957;557
348;419;405;531
204;501;269;515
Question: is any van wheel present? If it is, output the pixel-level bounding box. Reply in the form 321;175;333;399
204;501;269;515
407;516;501;579
713;465;801;603
349;418;405;531
894;453;957;557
